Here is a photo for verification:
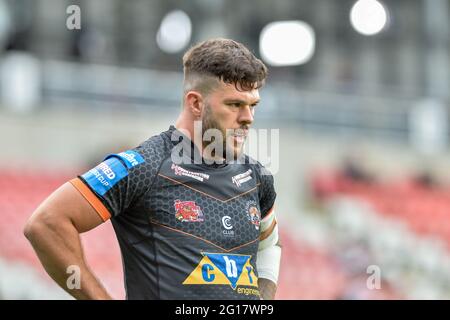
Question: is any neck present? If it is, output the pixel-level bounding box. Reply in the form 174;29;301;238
175;112;205;159
175;112;194;139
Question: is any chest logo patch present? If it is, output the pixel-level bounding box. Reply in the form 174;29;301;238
231;169;253;187
171;164;210;182
183;253;258;290
221;216;235;237
246;200;261;230
174;199;204;222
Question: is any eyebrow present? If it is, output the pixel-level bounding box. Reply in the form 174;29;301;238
224;99;260;105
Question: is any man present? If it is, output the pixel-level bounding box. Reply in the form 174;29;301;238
24;38;281;300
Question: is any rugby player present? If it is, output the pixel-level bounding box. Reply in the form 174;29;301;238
24;38;281;300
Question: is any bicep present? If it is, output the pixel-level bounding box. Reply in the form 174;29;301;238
31;182;105;233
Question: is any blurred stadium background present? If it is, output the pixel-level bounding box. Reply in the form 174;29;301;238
0;0;450;299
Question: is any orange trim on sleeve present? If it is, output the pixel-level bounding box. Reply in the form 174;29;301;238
69;178;112;222
260;219;277;241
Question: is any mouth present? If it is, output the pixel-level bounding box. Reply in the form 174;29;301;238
230;128;248;144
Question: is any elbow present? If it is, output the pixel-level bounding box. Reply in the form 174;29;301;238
23;220;32;240
24;210;56;242
23;214;43;242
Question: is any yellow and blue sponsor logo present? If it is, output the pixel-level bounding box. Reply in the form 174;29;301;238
183;253;258;290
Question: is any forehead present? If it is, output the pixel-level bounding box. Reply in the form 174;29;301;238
211;81;260;103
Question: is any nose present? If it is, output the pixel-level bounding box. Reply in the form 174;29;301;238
238;105;254;125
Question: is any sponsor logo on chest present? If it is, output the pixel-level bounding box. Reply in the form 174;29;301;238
221;215;235;237
183;252;259;293
171;164;210;182
231;169;253;187
246;200;261;230
174;199;204;222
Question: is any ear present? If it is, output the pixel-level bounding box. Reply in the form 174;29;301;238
184;91;204;119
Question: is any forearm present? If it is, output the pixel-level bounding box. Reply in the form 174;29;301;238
256;240;281;300
25;218;112;300
258;278;277;300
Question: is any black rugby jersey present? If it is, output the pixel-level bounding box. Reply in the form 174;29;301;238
71;125;276;299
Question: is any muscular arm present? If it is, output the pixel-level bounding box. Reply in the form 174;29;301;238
257;208;281;300
257;239;282;300
23;182;113;300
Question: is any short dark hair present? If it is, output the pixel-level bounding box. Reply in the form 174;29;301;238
182;38;268;94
